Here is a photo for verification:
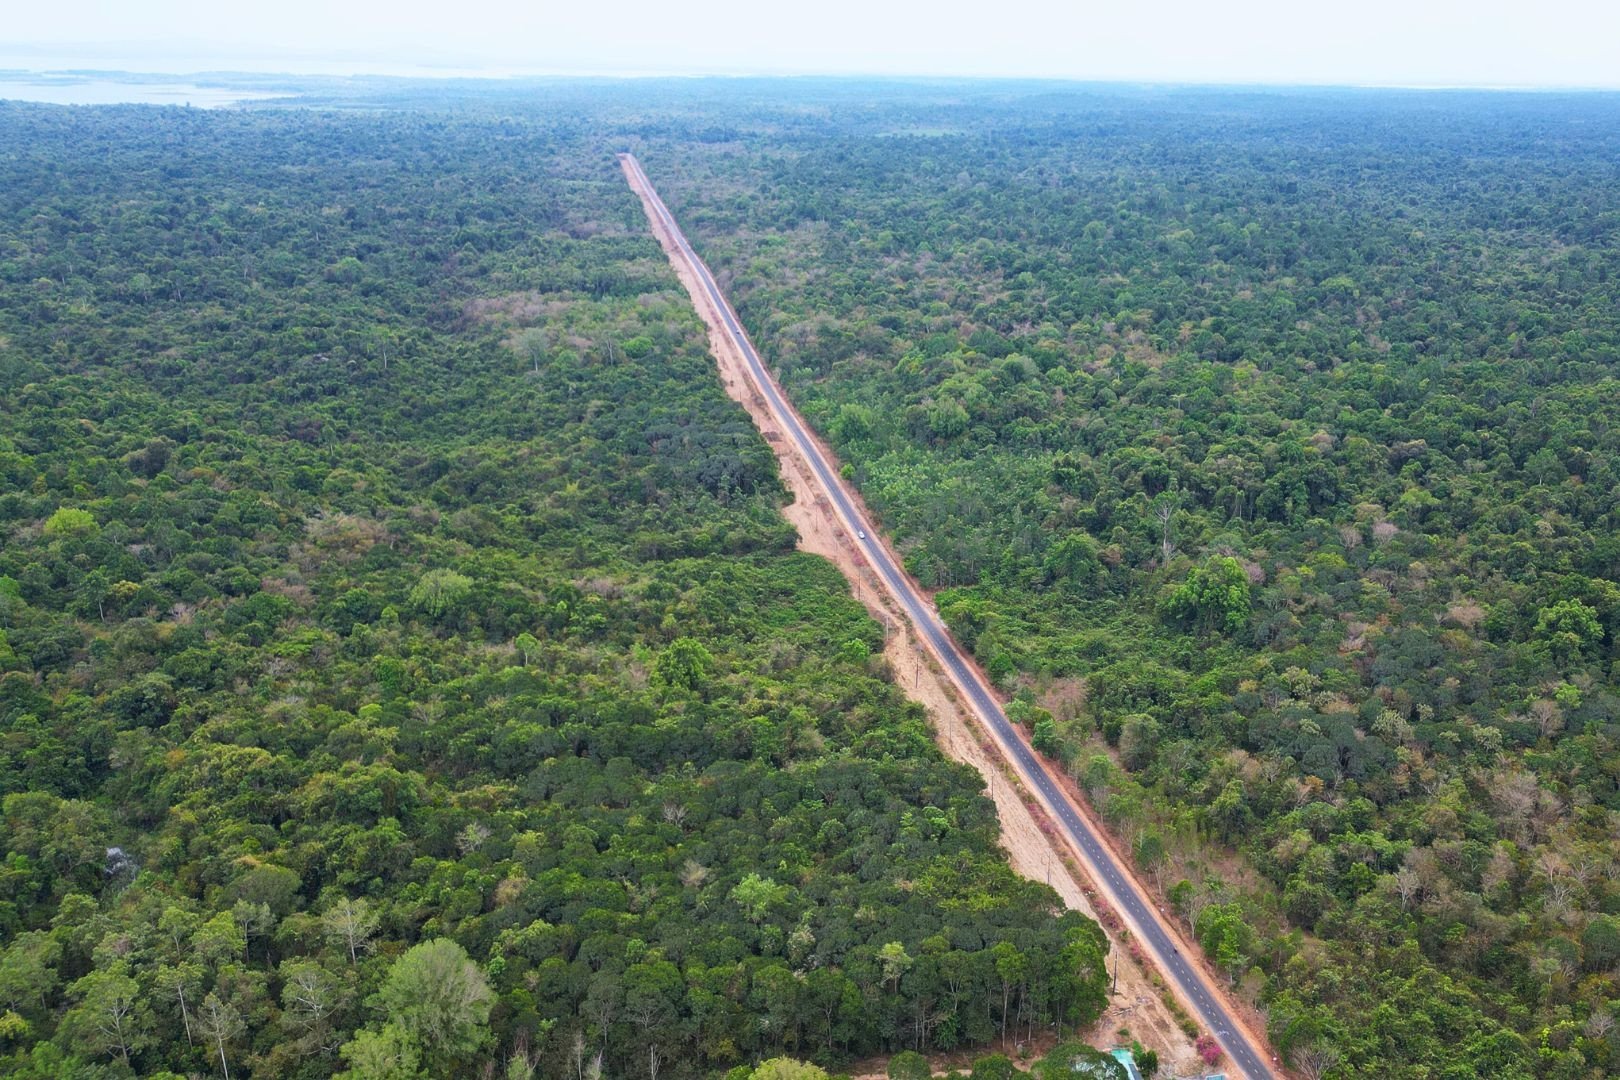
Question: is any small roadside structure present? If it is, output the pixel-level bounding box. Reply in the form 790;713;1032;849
1106;1048;1144;1080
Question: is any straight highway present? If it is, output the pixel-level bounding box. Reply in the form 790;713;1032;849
620;152;1278;1080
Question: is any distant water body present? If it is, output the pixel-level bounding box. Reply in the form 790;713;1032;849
0;76;289;108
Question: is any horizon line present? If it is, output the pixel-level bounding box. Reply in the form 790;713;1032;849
5;62;1620;95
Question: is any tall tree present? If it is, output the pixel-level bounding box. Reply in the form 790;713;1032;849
374;939;492;1073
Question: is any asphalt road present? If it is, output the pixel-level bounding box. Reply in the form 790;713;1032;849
622;153;1277;1080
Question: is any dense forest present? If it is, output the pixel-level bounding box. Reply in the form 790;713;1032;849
0;101;1112;1078
7;76;1620;1080
640;86;1620;1078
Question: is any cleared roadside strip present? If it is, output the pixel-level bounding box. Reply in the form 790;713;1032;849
619;152;1281;1080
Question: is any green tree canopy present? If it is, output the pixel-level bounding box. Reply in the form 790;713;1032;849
1162;555;1251;635
373;939;492;1072
408;569;474;621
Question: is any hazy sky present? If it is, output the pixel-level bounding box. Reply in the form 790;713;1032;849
9;0;1620;87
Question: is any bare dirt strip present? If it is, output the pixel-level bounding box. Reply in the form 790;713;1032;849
622;155;1268;1077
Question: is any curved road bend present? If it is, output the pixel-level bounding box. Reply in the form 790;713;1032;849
620;153;1276;1080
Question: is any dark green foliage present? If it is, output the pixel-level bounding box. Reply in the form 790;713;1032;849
0;98;1107;1079
9;75;1620;1079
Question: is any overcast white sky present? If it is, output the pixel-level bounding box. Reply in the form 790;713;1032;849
8;0;1620;87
